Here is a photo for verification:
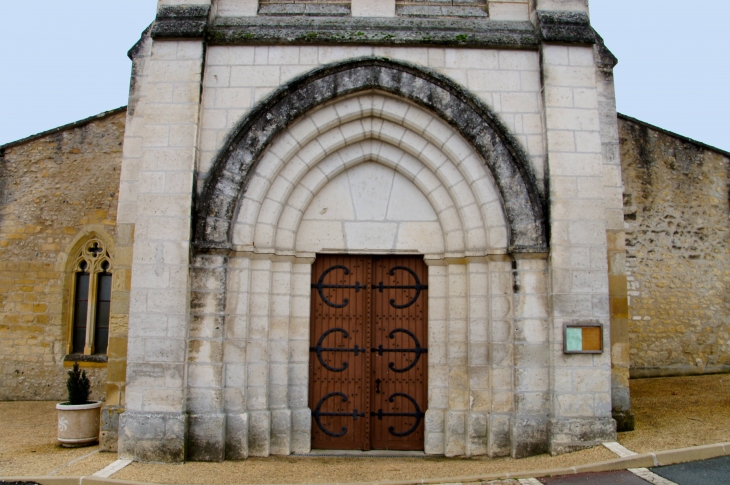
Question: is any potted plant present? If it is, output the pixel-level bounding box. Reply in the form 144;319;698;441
56;362;102;447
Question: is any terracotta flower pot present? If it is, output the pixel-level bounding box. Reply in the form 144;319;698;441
56;401;102;447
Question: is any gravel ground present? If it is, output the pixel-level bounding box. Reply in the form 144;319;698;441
113;447;615;485
1;374;728;483
618;374;730;453
0;401;116;477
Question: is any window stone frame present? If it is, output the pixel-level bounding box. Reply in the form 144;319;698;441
65;237;114;357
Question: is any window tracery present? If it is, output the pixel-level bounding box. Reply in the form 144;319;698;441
68;239;113;356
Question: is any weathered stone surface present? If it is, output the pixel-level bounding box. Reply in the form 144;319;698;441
397;6;488;18
536;11;596;45
548;417;616;455
100;404;125;452
118;412;188;463
0;109;125;401
195;58;547;254
225;412;249;460
152;5;211;39
510;415;548;458
206;15;539;48
188;413;226;462
620;115;730;377
259;4;351;17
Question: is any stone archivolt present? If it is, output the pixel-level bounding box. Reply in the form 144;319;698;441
233;93;509;257
195;58;547;254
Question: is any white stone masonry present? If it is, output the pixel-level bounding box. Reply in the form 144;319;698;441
542;44;615;453
119;38;205;463
199;46;546;194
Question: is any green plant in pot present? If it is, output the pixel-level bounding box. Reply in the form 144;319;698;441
56;362;102;447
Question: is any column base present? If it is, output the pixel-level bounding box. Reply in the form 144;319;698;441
189;413;226;462
270;409;292;455
487;414;510;457
99;405;125;452
424;410;445;455
119;412;188;463
444;411;466;457
248;410;271;457
225;412;249;460
291;407;312;454
548;417;617;456
510;415;548;458
467;412;488;456
612;410;636;432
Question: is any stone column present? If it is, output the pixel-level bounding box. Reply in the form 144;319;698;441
445;263;469;457
487;257;513;457
541;41;617;454
269;259;292;455
466;260;490;457
424;263;448;455
510;256;550;458
289;261;313;454
117;37;206;463
223;256;251;460
187;254;228;462
246;257;273;456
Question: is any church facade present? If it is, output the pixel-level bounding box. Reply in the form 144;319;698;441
1;0;728;464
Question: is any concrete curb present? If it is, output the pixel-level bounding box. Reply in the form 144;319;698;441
3;442;729;485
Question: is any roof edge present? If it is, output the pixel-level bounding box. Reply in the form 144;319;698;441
618;113;730;158
0;106;128;153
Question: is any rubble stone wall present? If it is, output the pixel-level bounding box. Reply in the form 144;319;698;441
0;110;125;400
620;115;730;376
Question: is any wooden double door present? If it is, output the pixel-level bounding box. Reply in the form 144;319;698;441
309;255;428;451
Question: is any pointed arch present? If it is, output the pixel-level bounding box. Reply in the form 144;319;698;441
62;228;115;356
194;57;547;253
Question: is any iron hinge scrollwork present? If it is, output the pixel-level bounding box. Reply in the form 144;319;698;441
373;266;428;309
371;393;425;437
371;328;428;373
312;265;365;308
312;392;365;438
310;328;365;372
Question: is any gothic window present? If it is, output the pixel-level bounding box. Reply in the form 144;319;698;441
68;239;113;355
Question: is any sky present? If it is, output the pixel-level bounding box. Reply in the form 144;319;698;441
0;1;728;151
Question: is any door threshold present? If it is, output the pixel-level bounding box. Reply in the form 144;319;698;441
293;450;427;458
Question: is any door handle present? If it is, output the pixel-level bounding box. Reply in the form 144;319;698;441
375;378;382;394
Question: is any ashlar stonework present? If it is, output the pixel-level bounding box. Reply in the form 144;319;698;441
0;0;726;466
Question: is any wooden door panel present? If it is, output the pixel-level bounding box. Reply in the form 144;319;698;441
370;257;428;450
309;255;427;451
309;256;371;450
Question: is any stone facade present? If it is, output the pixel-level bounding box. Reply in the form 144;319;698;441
0;0;725;466
0;109;125;401
620;115;730;378
113;0;620;463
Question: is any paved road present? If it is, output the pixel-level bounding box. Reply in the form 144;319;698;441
540;470;652;484
650;455;730;485
535;456;730;484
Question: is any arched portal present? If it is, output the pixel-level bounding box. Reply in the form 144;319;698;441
188;61;552;460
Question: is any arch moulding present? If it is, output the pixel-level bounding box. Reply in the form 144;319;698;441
194;57;547;254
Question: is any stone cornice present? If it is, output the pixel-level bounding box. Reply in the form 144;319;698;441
535;10;596;45
151;4;211;39
205;16;539;48
147;5;605;49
